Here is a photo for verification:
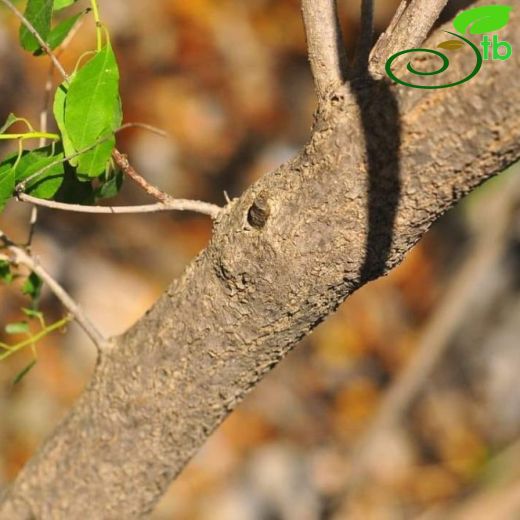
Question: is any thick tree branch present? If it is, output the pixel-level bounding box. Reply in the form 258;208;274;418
369;0;448;76
301;0;348;98
0;1;519;518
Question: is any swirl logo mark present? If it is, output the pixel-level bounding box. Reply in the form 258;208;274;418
385;5;513;89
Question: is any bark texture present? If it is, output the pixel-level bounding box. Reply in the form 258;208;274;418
1;2;520;517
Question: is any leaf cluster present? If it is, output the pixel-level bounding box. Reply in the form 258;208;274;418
0;0;124;212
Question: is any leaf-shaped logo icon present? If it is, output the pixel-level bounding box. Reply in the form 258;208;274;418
437;40;464;50
453;5;512;35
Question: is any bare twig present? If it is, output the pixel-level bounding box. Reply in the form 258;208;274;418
353;0;374;75
26;206;38;250
301;0;348;98
112;149;171;203
118;123;168;138
39;65;54;147
369;0;448;77
340;170;520;495
7;245;107;351
0;0;69;81
17;192;222;219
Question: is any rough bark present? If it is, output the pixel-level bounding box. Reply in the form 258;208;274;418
1;2;520;518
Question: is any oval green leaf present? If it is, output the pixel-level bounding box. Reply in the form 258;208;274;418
0;146;65;201
64;43;122;177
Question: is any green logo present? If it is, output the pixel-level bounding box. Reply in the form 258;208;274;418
386;5;513;89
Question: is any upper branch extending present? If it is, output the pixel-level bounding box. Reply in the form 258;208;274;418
369;0;449;76
301;0;348;99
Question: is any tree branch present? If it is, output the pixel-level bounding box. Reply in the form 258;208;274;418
369;0;448;76
301;0;348;98
112;150;172;203
16;193;222;219
0;1;519;517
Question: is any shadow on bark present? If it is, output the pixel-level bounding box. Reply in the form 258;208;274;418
350;73;401;282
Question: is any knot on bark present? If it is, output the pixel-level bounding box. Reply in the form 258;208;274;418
247;191;270;229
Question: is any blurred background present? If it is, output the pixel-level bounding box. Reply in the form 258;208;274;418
1;0;520;518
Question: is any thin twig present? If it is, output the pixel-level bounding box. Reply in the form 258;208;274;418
118;123;168;138
7;245;107;351
301;0;348;99
0;0;69;81
112;149;171;203
26;206;38;250
368;0;448;77
17;193;222;219
39;64;54;147
353;0;374;75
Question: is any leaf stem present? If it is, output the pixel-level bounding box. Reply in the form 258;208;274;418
90;0;102;51
0;132;60;141
0;316;71;362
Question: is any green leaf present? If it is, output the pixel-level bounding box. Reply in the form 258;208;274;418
0;146;65;200
22;272;43;301
54;0;78;9
453;5;512;35
0;260;13;283
5;322;30;335
0;164;15;213
76;133;115;179
13;359;37;385
19;0;53;53
437;40;464;50
36;11;83;53
22;308;44;320
64;43;122;177
0;113;18;134
96;169;123;199
53;82;78;166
